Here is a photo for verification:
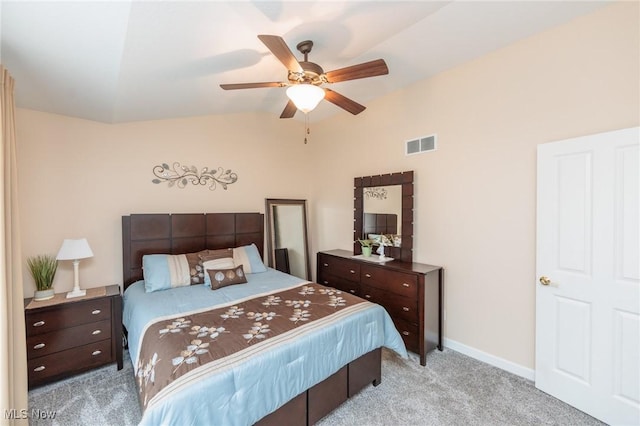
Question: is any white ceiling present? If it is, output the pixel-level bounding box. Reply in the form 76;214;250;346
1;1;610;124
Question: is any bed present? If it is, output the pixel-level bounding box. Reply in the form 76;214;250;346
121;212;407;425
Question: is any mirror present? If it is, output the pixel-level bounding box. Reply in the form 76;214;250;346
354;171;414;262
363;185;402;247
265;199;311;280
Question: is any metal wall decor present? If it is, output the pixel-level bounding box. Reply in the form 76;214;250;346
152;162;238;190
363;187;388;200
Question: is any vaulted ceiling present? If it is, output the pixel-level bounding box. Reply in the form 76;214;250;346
1;1;609;123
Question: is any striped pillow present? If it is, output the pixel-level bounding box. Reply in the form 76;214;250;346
142;254;192;292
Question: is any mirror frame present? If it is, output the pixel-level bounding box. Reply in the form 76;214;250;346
354;171;414;263
265;198;311;280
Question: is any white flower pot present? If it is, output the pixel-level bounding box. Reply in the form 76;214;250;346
34;289;54;301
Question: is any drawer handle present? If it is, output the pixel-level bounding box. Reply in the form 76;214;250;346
323;263;328;267
323;281;328;284
364;294;371;299
92;330;102;335
33;366;45;372
91;309;101;315
349;290;356;294
33;343;46;350
402;307;410;312
92;350;102;356
365;273;371;278
402;283;410;288
33;321;45;327
349;270;355;274
402;331;410;336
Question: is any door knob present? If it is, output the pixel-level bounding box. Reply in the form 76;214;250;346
539;276;551;286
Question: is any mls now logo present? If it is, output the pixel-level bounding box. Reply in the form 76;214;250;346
3;409;27;420
4;409;57;420
31;409;57;419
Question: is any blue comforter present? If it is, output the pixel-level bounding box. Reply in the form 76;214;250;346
123;268;407;425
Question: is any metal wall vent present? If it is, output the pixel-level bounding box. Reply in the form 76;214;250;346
405;134;437;156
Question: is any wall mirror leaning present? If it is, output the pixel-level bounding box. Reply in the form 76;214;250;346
354;171;414;263
265;199;311;280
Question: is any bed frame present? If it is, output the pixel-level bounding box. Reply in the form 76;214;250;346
121;212;381;425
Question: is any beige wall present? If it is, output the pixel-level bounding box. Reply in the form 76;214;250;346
16;111;309;295
15;2;639;372
308;2;639;370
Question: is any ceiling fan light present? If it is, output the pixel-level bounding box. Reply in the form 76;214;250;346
286;84;325;113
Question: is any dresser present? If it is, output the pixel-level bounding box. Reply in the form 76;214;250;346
317;250;442;366
24;285;123;388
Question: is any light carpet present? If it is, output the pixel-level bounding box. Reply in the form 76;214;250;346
28;348;602;425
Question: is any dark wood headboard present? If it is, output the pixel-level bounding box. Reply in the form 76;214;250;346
122;213;264;289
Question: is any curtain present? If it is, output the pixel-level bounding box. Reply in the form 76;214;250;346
0;65;28;424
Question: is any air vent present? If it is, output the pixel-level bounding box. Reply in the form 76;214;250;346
405;134;437;156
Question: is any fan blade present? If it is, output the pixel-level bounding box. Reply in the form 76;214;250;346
258;35;303;73
280;100;297;119
220;82;285;90
324;59;389;83
324;88;366;115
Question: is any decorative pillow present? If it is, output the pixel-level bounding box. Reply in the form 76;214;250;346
199;249;235;287
143;254;192;293
185;250;211;285
198;248;233;263
207;265;247;290
233;243;267;273
203;257;235;270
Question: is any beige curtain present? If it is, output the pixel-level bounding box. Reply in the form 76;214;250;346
0;66;28;424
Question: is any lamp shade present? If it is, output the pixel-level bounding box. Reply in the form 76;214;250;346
286;84;325;113
56;238;94;260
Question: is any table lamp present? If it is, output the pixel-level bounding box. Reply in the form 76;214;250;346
56;238;94;298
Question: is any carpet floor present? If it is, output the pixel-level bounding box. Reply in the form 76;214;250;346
28;348;603;425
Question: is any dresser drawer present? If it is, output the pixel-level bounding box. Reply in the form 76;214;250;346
27;339;112;386
26;319;112;359
392;317;419;353
26;298;111;336
318;273;360;296
360;285;417;324
361;265;418;298
318;255;360;283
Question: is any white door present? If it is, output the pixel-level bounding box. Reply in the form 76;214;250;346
536;127;640;425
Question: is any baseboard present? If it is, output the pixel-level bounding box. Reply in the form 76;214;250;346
443;338;535;381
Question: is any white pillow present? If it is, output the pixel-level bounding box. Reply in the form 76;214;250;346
203;257;235;270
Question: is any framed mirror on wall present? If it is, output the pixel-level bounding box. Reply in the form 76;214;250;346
265;199;311;280
354;171;414;262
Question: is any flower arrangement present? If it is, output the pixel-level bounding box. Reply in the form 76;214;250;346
357;239;374;257
357;239;374;248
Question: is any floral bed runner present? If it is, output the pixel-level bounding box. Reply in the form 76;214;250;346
135;282;369;411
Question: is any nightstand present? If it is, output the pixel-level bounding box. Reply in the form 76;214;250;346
24;285;123;388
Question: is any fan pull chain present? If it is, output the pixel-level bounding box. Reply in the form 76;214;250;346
304;114;310;144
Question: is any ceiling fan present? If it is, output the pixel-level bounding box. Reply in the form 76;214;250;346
220;35;389;118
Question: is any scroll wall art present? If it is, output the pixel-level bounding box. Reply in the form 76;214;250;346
152;162;238;191
363;187;388;200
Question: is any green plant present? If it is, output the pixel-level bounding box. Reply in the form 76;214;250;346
27;255;58;291
357;239;374;248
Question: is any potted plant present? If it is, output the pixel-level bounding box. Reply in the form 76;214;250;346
357;239;374;257
27;255;58;301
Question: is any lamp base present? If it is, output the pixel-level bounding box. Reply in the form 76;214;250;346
66;288;86;299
